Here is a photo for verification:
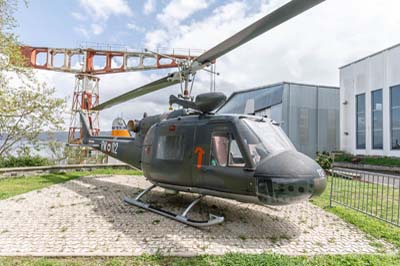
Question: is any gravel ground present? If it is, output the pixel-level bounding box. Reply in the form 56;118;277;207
0;175;395;256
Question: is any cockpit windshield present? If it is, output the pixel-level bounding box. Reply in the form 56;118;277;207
241;118;295;165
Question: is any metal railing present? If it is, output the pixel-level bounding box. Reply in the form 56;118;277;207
330;168;400;227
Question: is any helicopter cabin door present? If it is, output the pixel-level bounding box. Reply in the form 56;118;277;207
192;122;254;195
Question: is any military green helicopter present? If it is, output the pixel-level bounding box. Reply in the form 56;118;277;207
80;0;327;227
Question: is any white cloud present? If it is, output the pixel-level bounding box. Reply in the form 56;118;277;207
145;0;215;48
71;12;86;21
143;0;156;15
91;23;104;35
74;26;89;38
79;0;133;21
145;30;169;49
74;0;132;38
157;0;211;28
145;1;247;52
127;22;145;33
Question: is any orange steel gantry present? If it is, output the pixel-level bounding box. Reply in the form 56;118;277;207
20;45;194;144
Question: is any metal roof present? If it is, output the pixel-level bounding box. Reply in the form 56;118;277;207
218;81;339;113
339;42;400;70
226;81;338;98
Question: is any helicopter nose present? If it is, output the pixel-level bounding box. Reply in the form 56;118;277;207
311;169;327;197
255;150;327;205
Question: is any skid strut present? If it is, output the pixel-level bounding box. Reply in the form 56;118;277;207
124;184;224;227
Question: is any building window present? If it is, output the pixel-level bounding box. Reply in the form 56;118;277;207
356;94;366;149
156;135;184;160
372;89;383;149
391;85;400;150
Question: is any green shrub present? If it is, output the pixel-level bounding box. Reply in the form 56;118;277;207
333;153;354;163
0;155;50;168
315;152;334;170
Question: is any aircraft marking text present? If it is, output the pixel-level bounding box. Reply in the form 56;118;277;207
101;141;118;155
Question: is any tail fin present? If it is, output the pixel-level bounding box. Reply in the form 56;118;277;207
79;112;92;144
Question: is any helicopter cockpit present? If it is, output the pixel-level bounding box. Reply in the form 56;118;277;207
232;117;327;205
209;118;293;167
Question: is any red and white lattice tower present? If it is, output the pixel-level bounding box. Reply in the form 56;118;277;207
69;74;100;144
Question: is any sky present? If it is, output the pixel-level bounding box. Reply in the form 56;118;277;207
13;0;400;130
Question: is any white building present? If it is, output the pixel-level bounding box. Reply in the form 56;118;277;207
340;44;400;157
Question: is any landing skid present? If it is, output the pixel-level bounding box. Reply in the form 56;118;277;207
124;184;224;227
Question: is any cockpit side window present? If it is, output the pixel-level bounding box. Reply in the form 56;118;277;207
210;132;245;167
156;135;184;161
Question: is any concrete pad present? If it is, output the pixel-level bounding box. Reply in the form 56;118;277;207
0;175;395;256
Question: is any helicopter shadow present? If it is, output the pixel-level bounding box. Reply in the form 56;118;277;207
62;175;302;254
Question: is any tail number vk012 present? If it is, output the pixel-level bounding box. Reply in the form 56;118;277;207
101;140;118;155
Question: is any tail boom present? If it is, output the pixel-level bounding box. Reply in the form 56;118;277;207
79;112;142;169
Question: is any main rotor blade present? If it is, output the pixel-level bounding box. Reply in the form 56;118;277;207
194;0;325;65
92;74;180;111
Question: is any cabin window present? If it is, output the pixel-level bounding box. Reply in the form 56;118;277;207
229;138;245;167
210;134;229;167
156;135;184;160
210;132;245;167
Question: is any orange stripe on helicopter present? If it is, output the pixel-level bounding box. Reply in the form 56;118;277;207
194;146;205;170
111;129;131;137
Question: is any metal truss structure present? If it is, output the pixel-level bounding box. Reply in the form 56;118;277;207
69;74;100;144
19;45;195;144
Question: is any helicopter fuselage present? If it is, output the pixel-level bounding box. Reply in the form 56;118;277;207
81;110;327;206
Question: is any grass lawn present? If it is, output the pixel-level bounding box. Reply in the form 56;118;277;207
0;168;142;200
1;173;400;265
0;254;400;266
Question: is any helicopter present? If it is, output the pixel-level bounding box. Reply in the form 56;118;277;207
79;0;327;227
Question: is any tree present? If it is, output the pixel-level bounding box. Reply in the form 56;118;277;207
0;0;65;156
